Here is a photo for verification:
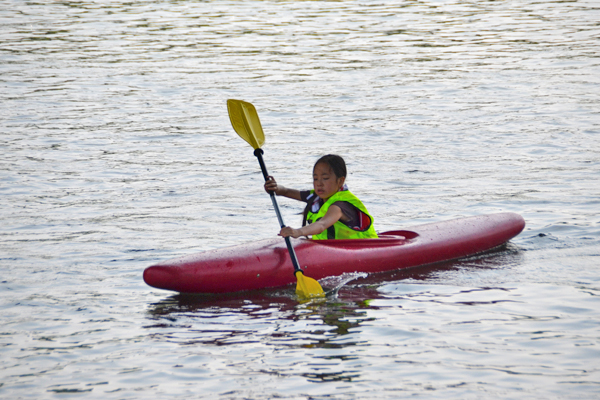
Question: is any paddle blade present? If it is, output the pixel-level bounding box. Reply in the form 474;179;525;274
227;99;265;150
295;271;325;299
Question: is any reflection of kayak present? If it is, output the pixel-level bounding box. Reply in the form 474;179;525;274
143;212;525;294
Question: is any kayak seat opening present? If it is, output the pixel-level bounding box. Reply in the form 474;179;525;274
312;230;418;248
378;230;419;240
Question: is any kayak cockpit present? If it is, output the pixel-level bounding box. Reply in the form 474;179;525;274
310;230;418;248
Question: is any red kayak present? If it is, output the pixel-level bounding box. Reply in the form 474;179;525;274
143;212;525;294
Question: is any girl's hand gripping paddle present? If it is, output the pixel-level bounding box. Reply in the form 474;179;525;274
227;99;325;299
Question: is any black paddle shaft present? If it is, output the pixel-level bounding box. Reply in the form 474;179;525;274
253;149;303;275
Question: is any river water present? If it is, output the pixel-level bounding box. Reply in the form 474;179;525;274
1;0;599;398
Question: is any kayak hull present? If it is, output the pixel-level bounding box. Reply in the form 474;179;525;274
143;212;525;294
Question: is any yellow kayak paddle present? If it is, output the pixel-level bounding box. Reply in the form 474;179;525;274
227;99;325;299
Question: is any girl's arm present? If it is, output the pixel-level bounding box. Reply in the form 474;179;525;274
279;205;343;238
264;176;302;201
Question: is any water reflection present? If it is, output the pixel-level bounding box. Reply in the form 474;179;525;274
146;286;377;343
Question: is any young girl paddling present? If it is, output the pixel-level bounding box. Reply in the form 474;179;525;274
264;154;378;240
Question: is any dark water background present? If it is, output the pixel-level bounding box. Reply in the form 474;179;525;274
1;0;599;398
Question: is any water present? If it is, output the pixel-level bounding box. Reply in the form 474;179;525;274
1;0;599;398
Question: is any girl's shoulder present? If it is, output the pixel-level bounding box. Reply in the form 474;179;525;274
300;190;316;203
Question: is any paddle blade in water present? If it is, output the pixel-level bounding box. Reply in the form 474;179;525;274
227;99;265;150
295;271;325;299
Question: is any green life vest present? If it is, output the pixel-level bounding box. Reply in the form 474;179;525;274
306;190;378;240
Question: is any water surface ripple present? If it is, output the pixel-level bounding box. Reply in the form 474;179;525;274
1;0;599;398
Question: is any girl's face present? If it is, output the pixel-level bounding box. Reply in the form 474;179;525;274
313;162;345;201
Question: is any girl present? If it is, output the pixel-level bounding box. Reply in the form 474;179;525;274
264;154;378;240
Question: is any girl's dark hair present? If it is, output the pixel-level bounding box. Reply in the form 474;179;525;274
314;154;347;178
